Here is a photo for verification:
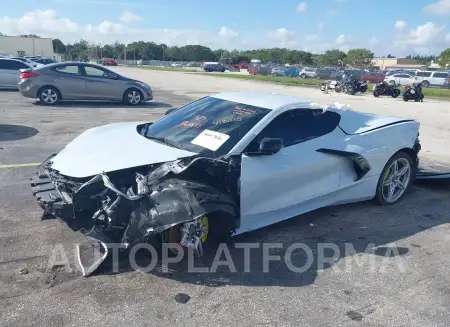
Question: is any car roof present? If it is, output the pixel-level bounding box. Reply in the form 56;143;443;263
211;91;313;110
0;58;31;64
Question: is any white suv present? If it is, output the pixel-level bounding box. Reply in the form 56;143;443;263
414;71;449;88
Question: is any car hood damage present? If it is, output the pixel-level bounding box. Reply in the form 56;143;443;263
50;122;198;178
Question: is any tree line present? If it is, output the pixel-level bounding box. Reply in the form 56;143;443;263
2;33;448;68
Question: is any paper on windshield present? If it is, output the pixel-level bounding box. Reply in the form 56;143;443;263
191;129;230;151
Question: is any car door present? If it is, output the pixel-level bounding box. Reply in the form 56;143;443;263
431;72;449;87
0;60;29;88
50;64;88;99
239;109;345;232
81;65;120;100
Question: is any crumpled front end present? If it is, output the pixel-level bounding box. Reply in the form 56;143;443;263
32;157;239;276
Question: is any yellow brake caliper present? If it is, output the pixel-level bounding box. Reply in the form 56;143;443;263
201;215;209;243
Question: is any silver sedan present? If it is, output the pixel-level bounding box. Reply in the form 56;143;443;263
18;62;152;105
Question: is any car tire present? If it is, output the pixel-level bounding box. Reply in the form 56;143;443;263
123;88;143;106
38;86;61;105
373;151;414;206
389;80;396;86
422;80;430;88
300;74;306;79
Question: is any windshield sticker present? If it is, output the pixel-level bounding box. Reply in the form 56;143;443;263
191;129;230;151
213;117;242;125
233;107;257;116
178;116;208;128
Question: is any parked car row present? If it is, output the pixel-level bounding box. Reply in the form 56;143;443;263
247;63;450;89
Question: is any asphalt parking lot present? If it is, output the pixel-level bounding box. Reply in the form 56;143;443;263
1;68;450;327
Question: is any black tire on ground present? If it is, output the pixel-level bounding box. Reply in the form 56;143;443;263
300;74;306;79
123;88;143;106
373;151;414;206
403;94;409;102
392;89;401;98
335;86;341;93
347;86;356;95
373;89;381;97
38;86;61;105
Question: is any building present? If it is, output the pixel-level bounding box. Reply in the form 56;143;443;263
371;57;426;70
0;35;54;58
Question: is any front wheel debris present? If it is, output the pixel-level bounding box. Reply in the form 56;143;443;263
161;215;209;257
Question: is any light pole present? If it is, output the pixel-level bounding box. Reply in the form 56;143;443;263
99;42;103;60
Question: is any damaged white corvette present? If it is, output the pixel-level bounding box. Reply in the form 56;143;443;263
31;91;447;276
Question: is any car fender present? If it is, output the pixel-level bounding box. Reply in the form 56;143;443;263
122;178;239;245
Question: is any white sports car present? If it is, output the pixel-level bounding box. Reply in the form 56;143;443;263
32;91;430;275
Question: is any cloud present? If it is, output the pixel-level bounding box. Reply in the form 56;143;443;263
296;2;308;12
218;26;238;38
327;10;338;15
119;10;143;23
423;0;450;16
317;22;325;31
334;34;347;45
267;28;296;47
0;9;247;49
393;21;449;54
395;20;406;31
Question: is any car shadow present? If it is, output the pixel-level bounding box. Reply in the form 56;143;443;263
0;124;39;141
98;184;450;288
31;100;172;109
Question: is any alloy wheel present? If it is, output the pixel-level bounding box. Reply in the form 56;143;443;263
382;157;411;203
41;89;58;104
127;90;141;105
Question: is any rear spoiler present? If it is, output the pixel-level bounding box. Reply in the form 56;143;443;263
19;68;32;73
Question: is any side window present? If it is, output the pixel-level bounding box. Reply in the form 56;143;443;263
0;60;28;70
433;72;449;78
84;66;112;78
248;109;341;150
418;72;432;77
53;65;80;75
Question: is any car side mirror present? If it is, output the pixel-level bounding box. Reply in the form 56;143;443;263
165;107;179;115
245;137;283;156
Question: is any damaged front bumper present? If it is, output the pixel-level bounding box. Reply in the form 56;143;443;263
31;157;238;276
30;155;75;220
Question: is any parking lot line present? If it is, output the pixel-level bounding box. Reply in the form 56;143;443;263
0;163;40;168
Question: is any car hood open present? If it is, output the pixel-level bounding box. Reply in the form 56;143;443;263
50;122;198;178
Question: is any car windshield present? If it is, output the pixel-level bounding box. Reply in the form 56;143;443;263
144;96;271;157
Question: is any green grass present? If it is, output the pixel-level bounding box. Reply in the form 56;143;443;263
194;73;450;100
126;65;199;73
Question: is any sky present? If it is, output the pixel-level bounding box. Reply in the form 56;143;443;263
1;0;450;56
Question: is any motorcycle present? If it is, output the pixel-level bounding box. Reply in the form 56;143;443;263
403;82;424;102
320;80;342;93
373;81;401;98
343;76;368;95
